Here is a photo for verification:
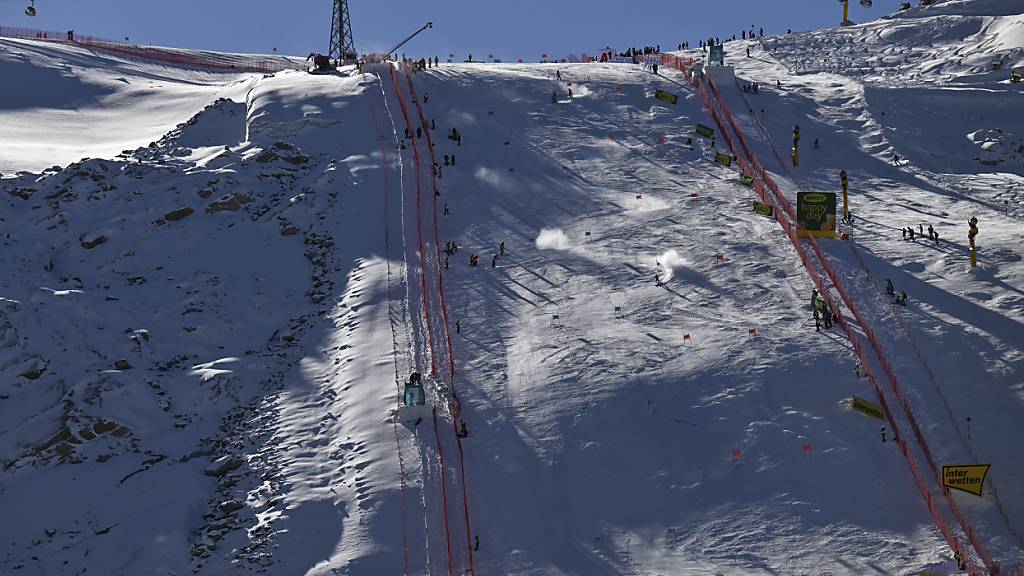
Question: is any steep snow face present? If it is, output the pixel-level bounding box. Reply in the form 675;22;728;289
0;38;256;174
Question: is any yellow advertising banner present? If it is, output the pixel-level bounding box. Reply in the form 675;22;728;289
942;464;990;497
655;89;679;105
851;396;884;420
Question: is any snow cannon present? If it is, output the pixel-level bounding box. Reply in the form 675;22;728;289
397;372;429;424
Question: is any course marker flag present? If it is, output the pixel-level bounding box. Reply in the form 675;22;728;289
942;464;991;497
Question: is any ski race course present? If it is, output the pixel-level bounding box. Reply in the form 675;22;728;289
1;1;1022;574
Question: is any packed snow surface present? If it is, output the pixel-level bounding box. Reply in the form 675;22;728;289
1;1;1022;574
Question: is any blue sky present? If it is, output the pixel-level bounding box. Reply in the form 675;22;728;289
4;0;894;58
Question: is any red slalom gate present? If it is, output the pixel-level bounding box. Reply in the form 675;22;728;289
0;26;299;74
660;55;997;574
402;65;477;576
365;83;410;575
388;64;454;576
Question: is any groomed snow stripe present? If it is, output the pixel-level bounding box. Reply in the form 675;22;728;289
389;63;455;576
401;67;477;576
366;76;410;576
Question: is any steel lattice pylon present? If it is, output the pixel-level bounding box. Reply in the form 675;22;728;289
329;0;356;62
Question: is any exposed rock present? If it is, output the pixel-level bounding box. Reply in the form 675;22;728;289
206;193;251;214
280;222;300;236
164;207;194;222
20;366;46;380
218;499;244;514
114;359;133;370
204;455;243;477
80;234;108;249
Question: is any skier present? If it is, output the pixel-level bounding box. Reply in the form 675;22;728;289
434;56;439;67
491;254;498;267
918;224;923;236
898;291;908;306
908;227;915;242
934;229;939;244
892;153;901;166
747;46;751;58
652;63;659;75
499;241;505;255
445;256;449;269
416;126;422;139
885;278;894;297
444;154;450;166
813;307;821;332
902;228;907;241
568;87;573;99
444;202;449;215
552;91;557;104
855;363;862;379
423;92;429;103
556;69;562;80
881;426;887;443
458;419;469;438
431;118;436;130
451;154;455;166
927;224;934;240
456;319;461;333
474;535;480;551
814;138;819;149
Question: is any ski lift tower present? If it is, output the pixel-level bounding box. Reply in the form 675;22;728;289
329;0;357;63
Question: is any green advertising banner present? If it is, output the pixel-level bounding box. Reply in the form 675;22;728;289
695;124;714;139
715;152;732;167
797;192;837;238
739;173;754;187
654;89;678;105
753;202;774;218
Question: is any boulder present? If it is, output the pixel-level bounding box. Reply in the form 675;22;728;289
114;359;133;370
164;207;194;222
80;234;109;249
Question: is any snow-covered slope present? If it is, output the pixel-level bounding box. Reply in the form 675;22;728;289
1;1;1022;574
0;38;257;174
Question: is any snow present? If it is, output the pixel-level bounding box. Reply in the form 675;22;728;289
1;1;1023;574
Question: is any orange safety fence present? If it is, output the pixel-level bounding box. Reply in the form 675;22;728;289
0;25;301;74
